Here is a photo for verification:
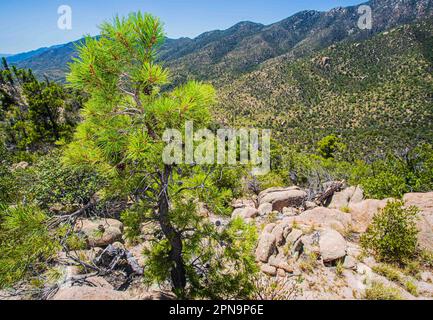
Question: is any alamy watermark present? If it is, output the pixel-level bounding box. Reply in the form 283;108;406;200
162;122;271;176
58;5;72;30
357;5;373;30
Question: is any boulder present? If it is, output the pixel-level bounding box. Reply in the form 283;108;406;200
75;219;123;248
277;268;286;277
263;223;276;234
343;256;357;270
282;207;299;217
286;207;352;233
52;286;127;300
258;203;273;216
349;199;393;233
268;255;294;273
231;198;256;209
127;243;149;268
197;202;210;217
258;187;307;212
403;192;433;251
329;186;364;210
319;229;347;263
319;56;331;68
260;264;277;277
300;232;320;255
85;276;114;289
255;233;277;263
305;201;318;210
11;161;29;171
272;223;291;246
232;207;259;220
286;229;303;247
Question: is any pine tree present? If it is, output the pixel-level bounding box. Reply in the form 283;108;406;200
64;12;257;297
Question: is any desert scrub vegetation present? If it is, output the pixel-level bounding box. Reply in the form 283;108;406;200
372;264;403;283
0;204;61;289
361;200;419;264
364;282;403;300
274;141;433;201
372;263;419;296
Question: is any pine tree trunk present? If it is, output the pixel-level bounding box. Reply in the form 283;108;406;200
158;165;187;293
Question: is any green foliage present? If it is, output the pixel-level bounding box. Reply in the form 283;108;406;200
419;250;433;268
218;19;433;159
0;141;13;203
356;144;433;199
256;171;286;191
0;204;60;289
142;217;259;299
64;12;256;297
187;217;258;299
361;200;419;264
279;142;433;200
26;151;103;210
316;135;346;159
372;263;403;283
121;206;149;243
364;282;402;300
0;59;83;151
404;281;418;297
211;166;245;199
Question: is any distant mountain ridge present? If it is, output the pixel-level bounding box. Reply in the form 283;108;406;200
217;16;433;155
8;0;433;83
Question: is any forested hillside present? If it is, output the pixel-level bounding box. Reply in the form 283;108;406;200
218;18;433;156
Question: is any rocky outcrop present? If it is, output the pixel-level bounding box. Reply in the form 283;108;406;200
258;187;307;212
11;161;29;171
74;219;124;248
285;207;352;233
232;198;257;209
272;223;291;246
260;264;277;276
258;203;273;216
232;206;259;220
403;192;433;251
255;233;276;263
329;186;364;210
349;199;393;233
319;229;347;263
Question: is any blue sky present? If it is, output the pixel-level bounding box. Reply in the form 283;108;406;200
0;0;365;54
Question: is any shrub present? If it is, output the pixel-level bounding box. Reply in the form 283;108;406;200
364;282;402;300
0;141;14;203
26;151;104;211
360;171;407;199
316;134;346;159
404;281;418;297
372;263;402;283
0;204;60;289
256;171;286;191
360;200;419;264
420;250;433;268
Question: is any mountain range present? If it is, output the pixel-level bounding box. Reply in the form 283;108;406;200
7;0;433;83
5;0;433;153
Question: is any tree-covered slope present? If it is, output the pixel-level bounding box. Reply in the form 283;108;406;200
217;18;433;155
